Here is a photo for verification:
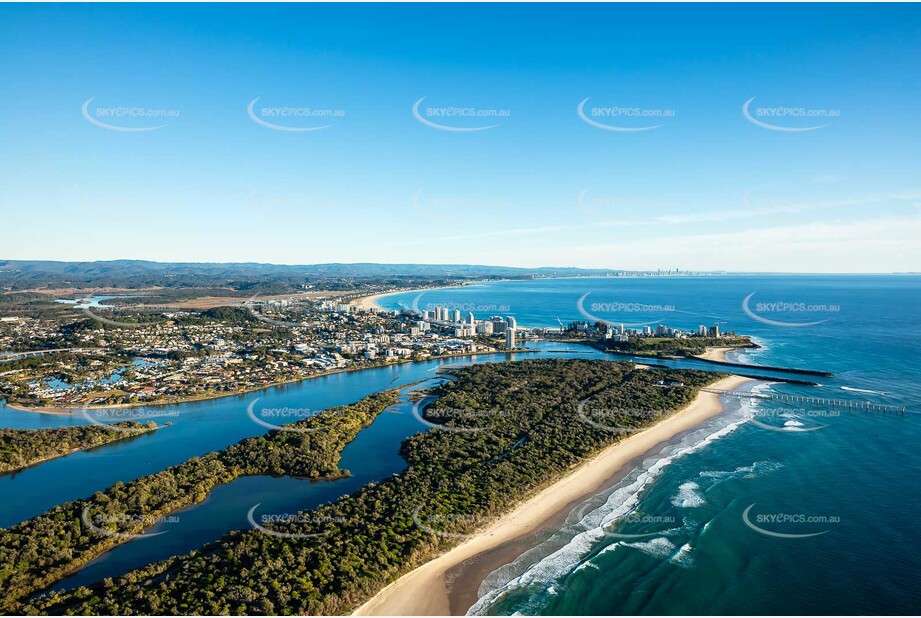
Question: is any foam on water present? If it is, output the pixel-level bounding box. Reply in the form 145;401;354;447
671;481;705;508
467;388;763;616
597;542;619;556
734;336;768;365
670;542;695;568
624;536;676;559
698;460;781;483
841;386;887;395
668;460;782;520
700;515;717;535
572;560;600;573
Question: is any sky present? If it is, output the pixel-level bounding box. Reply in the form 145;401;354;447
0;3;919;273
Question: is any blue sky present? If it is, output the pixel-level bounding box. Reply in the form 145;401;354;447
1;3;918;272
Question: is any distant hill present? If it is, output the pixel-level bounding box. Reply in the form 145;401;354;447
0;259;618;291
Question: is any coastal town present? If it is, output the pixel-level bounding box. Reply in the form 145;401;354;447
565;319;728;342
0;293;535;409
0;285;752;410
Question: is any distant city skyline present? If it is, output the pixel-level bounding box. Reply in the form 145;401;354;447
1;4;919;272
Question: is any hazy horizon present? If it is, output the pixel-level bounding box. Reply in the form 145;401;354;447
1;256;919;276
2;4;919;272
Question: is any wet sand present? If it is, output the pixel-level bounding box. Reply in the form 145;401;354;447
695;346;736;362
353;374;753;616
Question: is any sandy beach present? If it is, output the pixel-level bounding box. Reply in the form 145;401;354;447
354;374;753;616
695;346;736;362
3;402;81;416
350;291;392;311
350;286;442;311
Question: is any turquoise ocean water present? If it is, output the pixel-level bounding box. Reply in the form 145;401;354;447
379;275;921;615
2;274;919;613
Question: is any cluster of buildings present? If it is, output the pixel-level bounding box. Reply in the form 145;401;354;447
599;322;724;342
0;317;59;355
0;295;521;408
413;305;520;349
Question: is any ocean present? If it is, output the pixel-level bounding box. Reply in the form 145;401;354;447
378;275;921;615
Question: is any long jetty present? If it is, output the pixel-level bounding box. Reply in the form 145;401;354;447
701;387;907;414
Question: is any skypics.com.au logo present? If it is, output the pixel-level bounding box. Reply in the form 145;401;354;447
81;508;179;540
577;97;675;132
412;97;510;132
411;396;509;434
572;498;679;540
742;504;839;539
247;504;347;540
749;407;840;433
411;506;503;540
243;293;315;328
245;399;357;433
81;408;178;432
742;97;840;132
576;401;671;435
247;97;345;132
742;293;840;328
82;97;179;132
577;292;676;328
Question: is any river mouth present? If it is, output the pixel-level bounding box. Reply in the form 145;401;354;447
11;324;897;612
24;346;607;596
0;342;821;529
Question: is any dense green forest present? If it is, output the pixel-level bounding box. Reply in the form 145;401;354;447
22;359;722;615
0;422;157;473
598;335;756;357
0;390;397;609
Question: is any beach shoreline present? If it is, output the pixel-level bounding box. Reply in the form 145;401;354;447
349;290;396;311
349;284;455;311
353;373;753;616
695;346;736;362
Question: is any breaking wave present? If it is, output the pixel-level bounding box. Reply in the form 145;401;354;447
467;387;764;615
671;481;705;508
841;386;886;395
